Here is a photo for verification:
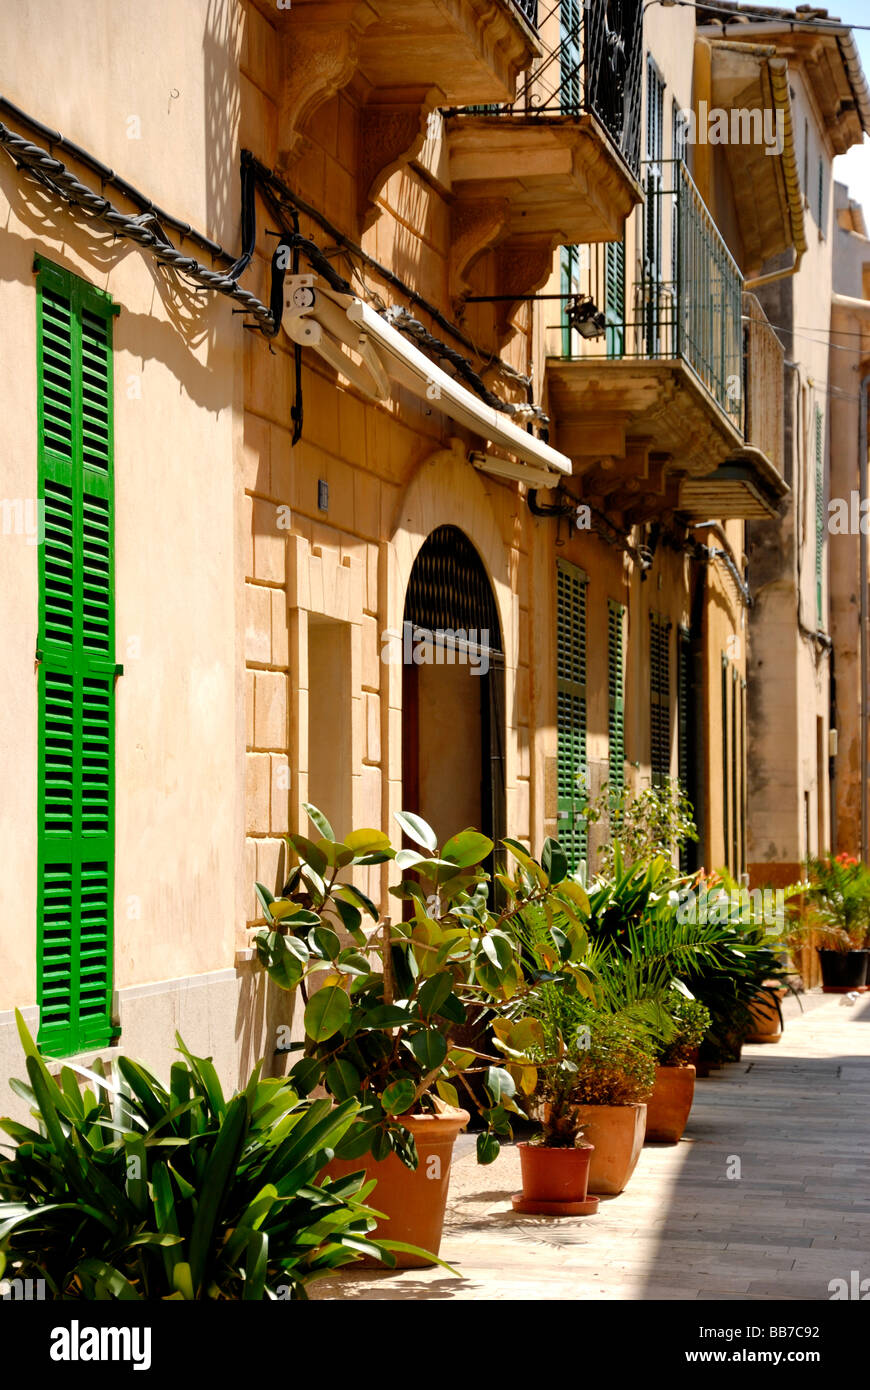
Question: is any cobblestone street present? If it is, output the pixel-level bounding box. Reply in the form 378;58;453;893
312;994;870;1301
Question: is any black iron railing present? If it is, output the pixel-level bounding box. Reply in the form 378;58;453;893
509;0;538;26
560;162;744;428
448;0;643;176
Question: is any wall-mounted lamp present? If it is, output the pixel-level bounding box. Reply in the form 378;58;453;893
566;295;607;339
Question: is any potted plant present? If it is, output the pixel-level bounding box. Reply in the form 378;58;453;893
745;981;786;1042
797;854;870;991
0;1015;427;1299
511;971;655;1197
645;994;710;1142
252;808;594;1261
487;1013;598;1217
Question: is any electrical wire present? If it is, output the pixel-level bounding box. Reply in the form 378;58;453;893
243;150;537;396
650;1;870;33
0;120;277;331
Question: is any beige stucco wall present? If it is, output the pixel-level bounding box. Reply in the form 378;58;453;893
0;0;273;1093
828;183;870;854
747;63;835;876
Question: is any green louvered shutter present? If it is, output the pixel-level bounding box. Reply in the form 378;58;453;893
607;600;625;803
815;406;824;625
561;245;580;357
604;239;625;359
560;0;582;114
36;257;119;1058
650;612;671;786
557;560;588;871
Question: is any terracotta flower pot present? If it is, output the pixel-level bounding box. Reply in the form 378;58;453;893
512;1141;599;1216
745;989;783;1043
645;1064;695;1143
571;1103;647;1195
321;1108;469;1267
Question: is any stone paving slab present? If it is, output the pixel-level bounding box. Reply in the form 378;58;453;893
311;995;870;1301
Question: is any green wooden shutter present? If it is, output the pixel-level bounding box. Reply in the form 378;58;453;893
677;629;690;797
560;0;582;114
36;256;119;1058
605;238;625;359
561;245;578;357
677;629;691;872
650;613;671;785
607;600;625;803
815;406;824;625
557;560;588;871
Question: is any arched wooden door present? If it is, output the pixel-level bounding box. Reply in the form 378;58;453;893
401;525;506;872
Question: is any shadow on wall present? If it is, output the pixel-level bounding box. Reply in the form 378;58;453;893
0;122;237;411
234;959;298;1087
203;0;241;253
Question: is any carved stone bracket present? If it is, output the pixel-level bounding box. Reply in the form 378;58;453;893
449;198;511;310
358;87;442;232
494;238;556;339
276;6;375;171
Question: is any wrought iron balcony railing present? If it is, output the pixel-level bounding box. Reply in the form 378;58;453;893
509;0;538;26
560;161;745;429
447;0;643;175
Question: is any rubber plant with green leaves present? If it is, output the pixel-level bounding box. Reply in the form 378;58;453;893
0;1015;437;1300
253;805;596;1169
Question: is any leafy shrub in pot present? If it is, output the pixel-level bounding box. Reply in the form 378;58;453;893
253;809;597;1254
646;995;710;1143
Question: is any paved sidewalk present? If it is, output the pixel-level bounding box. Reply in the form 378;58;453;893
311;993;870;1300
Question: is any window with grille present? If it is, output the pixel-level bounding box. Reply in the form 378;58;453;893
556;561;588;871
649;612;671;785
36;257;119;1058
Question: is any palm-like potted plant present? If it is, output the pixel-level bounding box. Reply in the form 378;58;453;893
645;993;710;1142
795;854;870;990
252;808;594;1260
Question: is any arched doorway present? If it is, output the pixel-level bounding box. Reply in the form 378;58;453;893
401;525;506;863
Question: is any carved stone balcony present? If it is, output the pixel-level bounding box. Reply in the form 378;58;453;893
258;0;541;174
444;0;643;313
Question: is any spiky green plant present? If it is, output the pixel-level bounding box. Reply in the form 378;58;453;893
0;1014;432;1300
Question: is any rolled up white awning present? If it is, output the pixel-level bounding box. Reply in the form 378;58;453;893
284;281;571;477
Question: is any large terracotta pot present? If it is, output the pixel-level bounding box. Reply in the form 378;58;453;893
512;1141;599;1216
321;1108;469;1267
745;988;783;1043
645;1064;695;1143
571;1103;647;1195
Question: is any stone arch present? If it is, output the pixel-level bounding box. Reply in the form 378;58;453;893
381;437;519;843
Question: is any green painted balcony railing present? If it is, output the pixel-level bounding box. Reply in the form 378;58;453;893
561;160;744;430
